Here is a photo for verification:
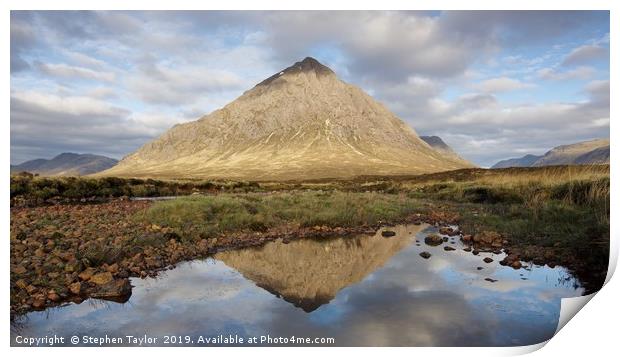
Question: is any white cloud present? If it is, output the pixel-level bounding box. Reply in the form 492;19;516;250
472;77;534;93
537;66;595;81
562;45;607;66
11;90;127;118
126;62;246;105
35;62;116;82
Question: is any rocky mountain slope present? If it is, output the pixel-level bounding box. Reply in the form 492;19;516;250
492;139;609;169
11;153;118;176
420;136;472;165
101;57;474;180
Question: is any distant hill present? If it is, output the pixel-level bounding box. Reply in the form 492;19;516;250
420;136;472;164
100;57;474;181
11;153;118;176
491;154;543;169
492;139;609;169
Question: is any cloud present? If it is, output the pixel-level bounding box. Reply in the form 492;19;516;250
11;90;128;119
10;18;38;72
35;62;117;82
562;45;608;66
64;51;108;69
10;90;177;163
408;80;609;166
472;77;534;93
258;11;491;81
9;10;610;167
537;66;595;81
126;61;246;105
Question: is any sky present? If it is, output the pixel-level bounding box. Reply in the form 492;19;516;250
10;10;610;167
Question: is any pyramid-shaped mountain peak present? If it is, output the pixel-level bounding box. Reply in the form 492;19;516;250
101;58;474;180
256;56;335;87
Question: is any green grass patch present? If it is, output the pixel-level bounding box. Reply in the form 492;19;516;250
139;191;423;240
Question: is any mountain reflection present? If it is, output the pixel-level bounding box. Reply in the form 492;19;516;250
215;224;428;311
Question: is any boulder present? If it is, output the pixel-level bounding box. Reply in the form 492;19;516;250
90;279;132;302
419;252;432;259
381;230;396;237
90;272;113;285
438;227;454;235
69;282;81;295
483;257;494;263
473;231;503;246
47;291;60;302
424;234;443;246
443;246;456;251
78;267;96;281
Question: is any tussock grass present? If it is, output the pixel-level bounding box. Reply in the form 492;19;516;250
140;191;422;240
403;165;609;222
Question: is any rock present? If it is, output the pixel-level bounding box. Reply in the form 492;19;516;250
473;231;503;246
90;272;113;285
472;249;480;255
47;291;60;302
500;254;521;268
483;257;494;263
380;230;396;238
69;282;81;295
11;264;28;275
484;278;498;283
463;247;472;252
476;267;484;270
15;279;28;290
461;234;473;242
443;246;456;251
105;263;119;274
78;267;96;281
90;279;132;302
419;252;432;259
424;234;443;246
32;297;46;309
438;227;453;235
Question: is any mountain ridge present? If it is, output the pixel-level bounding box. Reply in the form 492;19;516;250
11;153;118;176
420;136;472;165
491;139;609;169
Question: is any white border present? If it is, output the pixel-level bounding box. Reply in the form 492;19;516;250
2;1;617;356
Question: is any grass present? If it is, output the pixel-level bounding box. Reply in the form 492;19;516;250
137;164;609;291
139;191;423;241
10;174;261;205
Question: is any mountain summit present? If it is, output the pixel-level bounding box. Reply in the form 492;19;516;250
102;57;474;180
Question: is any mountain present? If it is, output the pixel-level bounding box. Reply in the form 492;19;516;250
420;136;472;164
101;57;474;181
491;154;543;169
11;153;118;176
491;139;609;169
216;224;427;312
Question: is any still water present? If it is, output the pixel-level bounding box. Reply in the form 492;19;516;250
11;224;583;346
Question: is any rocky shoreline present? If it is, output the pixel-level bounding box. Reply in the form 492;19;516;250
10;199;595;318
